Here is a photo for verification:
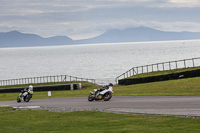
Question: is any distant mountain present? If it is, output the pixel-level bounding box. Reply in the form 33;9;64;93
1;27;200;48
76;27;200;44
0;31;74;47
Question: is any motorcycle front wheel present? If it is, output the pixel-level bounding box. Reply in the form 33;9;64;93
24;95;31;102
88;95;95;101
104;92;112;101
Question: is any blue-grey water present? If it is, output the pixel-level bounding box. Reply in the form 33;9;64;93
0;40;200;84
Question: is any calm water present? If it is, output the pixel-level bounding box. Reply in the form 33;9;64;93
0;40;200;84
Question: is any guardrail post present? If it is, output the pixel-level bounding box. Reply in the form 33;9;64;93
157;63;159;71
162;63;164;70
147;65;148;73
192;59;195;67
142;66;143;73
184;59;186;68
175;61;178;69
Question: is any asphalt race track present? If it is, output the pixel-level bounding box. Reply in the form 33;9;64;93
1;96;200;117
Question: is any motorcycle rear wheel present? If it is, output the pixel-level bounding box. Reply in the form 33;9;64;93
88;95;95;101
17;96;21;103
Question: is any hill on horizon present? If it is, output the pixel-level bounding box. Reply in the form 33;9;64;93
75;27;200;44
1;27;200;48
0;31;74;48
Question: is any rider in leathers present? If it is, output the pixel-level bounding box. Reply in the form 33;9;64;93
21;85;33;101
95;83;113;95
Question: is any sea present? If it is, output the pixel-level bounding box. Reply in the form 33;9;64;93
0;40;200;84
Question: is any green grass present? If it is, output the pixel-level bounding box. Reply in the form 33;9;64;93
0;107;199;133
0;77;200;101
127;66;200;79
0;81;100;101
0;81;99;89
114;77;200;96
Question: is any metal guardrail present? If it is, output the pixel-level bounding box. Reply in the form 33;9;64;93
0;75;96;86
115;57;200;83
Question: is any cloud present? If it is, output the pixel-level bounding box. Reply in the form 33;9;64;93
0;0;200;39
168;0;200;7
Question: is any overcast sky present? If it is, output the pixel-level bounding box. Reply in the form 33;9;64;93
0;0;200;39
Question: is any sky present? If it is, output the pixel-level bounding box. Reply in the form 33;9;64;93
0;0;200;39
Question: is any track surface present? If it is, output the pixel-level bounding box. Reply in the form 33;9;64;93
1;96;200;117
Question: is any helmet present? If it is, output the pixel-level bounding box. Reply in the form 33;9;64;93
109;83;113;86
29;85;33;90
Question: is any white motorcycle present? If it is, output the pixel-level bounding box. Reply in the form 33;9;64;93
88;83;114;101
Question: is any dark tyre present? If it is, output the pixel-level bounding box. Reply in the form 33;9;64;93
24;95;31;102
17;96;21;103
88;95;95;101
104;92;112;101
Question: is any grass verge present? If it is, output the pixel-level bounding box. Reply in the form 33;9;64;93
114;77;200;96
0;107;199;133
0;77;200;101
0;81;98;89
0;81;100;101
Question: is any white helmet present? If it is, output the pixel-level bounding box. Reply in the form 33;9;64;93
29;85;33;90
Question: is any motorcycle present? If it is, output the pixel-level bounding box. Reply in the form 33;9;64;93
17;89;33;103
88;84;114;101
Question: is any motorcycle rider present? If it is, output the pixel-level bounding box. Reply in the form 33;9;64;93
21;85;33;101
96;83;113;95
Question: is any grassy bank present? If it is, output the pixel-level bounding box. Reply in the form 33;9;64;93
114;77;200;96
0;107;199;133
0;81;99;101
127;66;200;79
0;81;98;89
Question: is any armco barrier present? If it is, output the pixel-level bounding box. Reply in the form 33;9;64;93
116;57;200;83
0;75;95;86
118;69;200;85
0;83;81;93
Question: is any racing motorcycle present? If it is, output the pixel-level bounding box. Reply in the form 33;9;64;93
88;83;114;101
17;89;33;103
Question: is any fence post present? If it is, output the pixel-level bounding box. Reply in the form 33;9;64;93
65;75;67;81
142;66;143;73
169;62;171;70
192;59;195;67
162;63;165;70
157;63;159;71
184;59;186;68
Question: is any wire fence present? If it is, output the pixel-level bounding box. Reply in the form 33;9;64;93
116;57;200;83
0;75;96;86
